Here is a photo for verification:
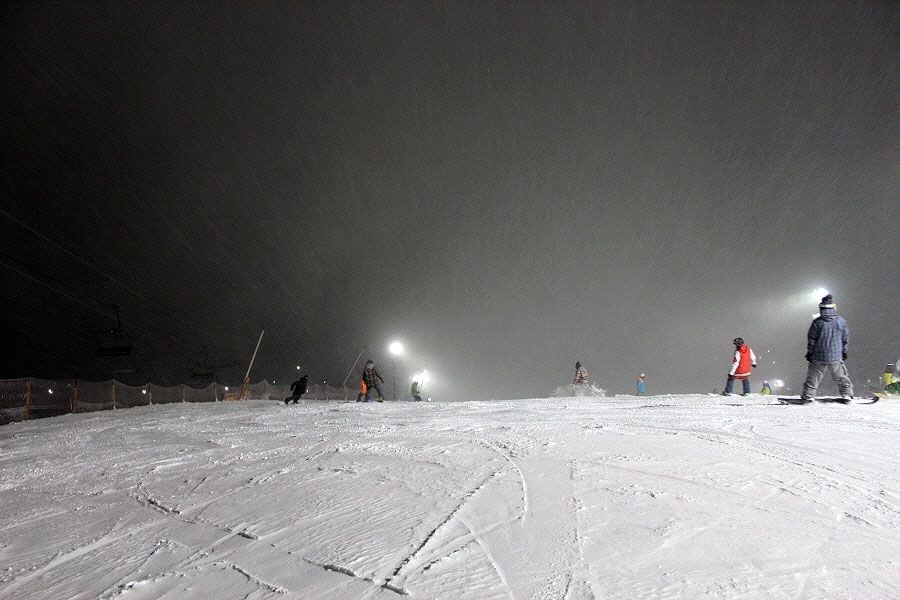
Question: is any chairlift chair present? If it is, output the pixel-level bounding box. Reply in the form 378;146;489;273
95;304;133;357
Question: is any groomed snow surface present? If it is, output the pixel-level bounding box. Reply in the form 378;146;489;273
1;395;898;600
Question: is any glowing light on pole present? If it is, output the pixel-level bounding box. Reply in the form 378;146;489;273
389;341;404;400
412;369;431;385
412;369;432;400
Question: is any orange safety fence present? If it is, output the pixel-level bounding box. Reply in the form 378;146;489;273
0;378;353;425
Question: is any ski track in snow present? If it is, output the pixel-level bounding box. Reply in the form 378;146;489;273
385;468;502;594
479;439;530;522
1;396;899;599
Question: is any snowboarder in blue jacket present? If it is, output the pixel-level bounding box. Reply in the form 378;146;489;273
635;373;647;395
801;294;853;401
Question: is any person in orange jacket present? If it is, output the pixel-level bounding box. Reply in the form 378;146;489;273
722;337;757;396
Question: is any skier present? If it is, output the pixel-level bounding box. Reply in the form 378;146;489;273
285;374;309;404
356;379;367;402
721;337;757;396
573;361;589;395
362;360;386;402
635;373;647;396
411;380;423;402
760;380;772;395
801;294;853;401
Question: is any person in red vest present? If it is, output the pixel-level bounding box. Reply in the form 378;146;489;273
722;337;757;396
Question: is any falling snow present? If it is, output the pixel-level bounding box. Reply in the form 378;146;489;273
1;3;897;400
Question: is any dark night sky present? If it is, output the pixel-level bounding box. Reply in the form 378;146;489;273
2;1;897;399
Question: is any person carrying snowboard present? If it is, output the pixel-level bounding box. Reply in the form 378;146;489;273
801;294;853;401
285;374;309;404
362;360;386;402
722;337;756;396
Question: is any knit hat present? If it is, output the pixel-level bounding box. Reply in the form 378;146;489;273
733;337;744;346
819;294;835;309
365;360;374;368
575;361;582;369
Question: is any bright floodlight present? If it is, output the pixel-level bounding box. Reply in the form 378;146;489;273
413;369;431;385
389;341;404;356
811;287;829;301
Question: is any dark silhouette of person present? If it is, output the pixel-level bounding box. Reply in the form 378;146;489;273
285;375;309;404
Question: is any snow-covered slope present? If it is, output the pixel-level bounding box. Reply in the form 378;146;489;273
1;395;898;599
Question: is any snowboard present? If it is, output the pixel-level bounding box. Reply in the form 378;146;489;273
777;396;878;405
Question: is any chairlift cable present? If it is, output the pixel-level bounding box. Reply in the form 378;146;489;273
0;207;220;343
0;257;113;319
0;256;199;354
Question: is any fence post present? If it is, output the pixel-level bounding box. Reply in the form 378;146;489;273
24;379;32;421
72;380;79;414
182;384;186;403
112;380;117;409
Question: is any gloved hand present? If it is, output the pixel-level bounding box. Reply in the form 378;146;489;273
842;352;847;361
805;353;811;362
751;364;757;369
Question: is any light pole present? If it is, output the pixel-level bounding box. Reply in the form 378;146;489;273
389;341;404;401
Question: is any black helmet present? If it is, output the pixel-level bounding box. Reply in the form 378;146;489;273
575;361;581;368
733;337;744;346
819;294;836;309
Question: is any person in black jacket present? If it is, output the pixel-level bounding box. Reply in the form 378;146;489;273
285;375;309;404
362;360;385;402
